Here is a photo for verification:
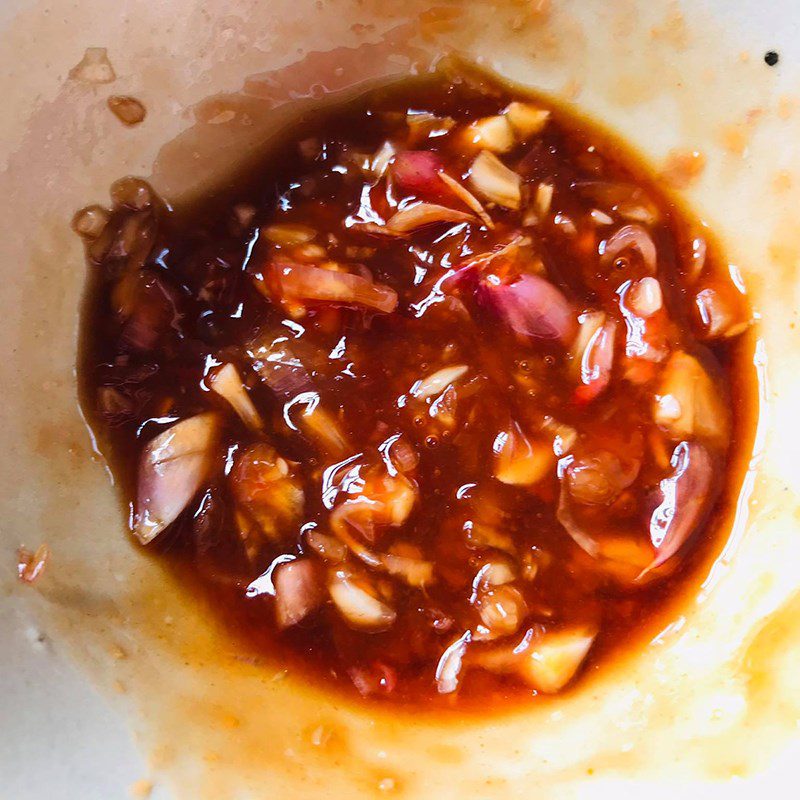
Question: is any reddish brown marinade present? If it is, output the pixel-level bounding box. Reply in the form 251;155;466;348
77;71;754;707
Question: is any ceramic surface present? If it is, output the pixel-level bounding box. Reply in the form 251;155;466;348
2;2;799;798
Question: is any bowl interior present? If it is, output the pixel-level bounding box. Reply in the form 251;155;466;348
2;1;800;797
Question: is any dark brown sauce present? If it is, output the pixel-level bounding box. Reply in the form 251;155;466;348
77;68;757;710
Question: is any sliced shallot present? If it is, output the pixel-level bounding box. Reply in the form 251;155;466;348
381;435;420;474
247;333;348;453
334;526;434;587
438;172;495;229
572;313;617;404
478;273;576;343
600;224;657;274
108;95;146;126
638;441;713;580
330;471;418;542
475;585;527;639
386;202;474;234
134;413;220;544
273;559;325;628
556;450;640;556
267;260;397;313
72;205;110;239
248;333;316;398
473;559;517;592
556;480;601;558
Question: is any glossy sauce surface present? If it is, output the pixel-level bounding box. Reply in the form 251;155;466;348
78;71;753;707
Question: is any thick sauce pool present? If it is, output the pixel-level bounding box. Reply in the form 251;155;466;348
77;71;754;707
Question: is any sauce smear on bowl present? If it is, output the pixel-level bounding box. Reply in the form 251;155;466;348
77;70;754;706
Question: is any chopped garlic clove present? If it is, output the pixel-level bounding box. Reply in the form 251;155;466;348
694;287;750;340
264;223;316;247
208;363;263;433
329;570;396;631
653;351;729;444
411;364;469;400
469;151;522;210
464;115;516;153
518;627;597;692
274;559;325;629
503;102;550;139
628;277;663;318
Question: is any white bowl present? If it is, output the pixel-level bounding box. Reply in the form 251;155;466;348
2;1;799;797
